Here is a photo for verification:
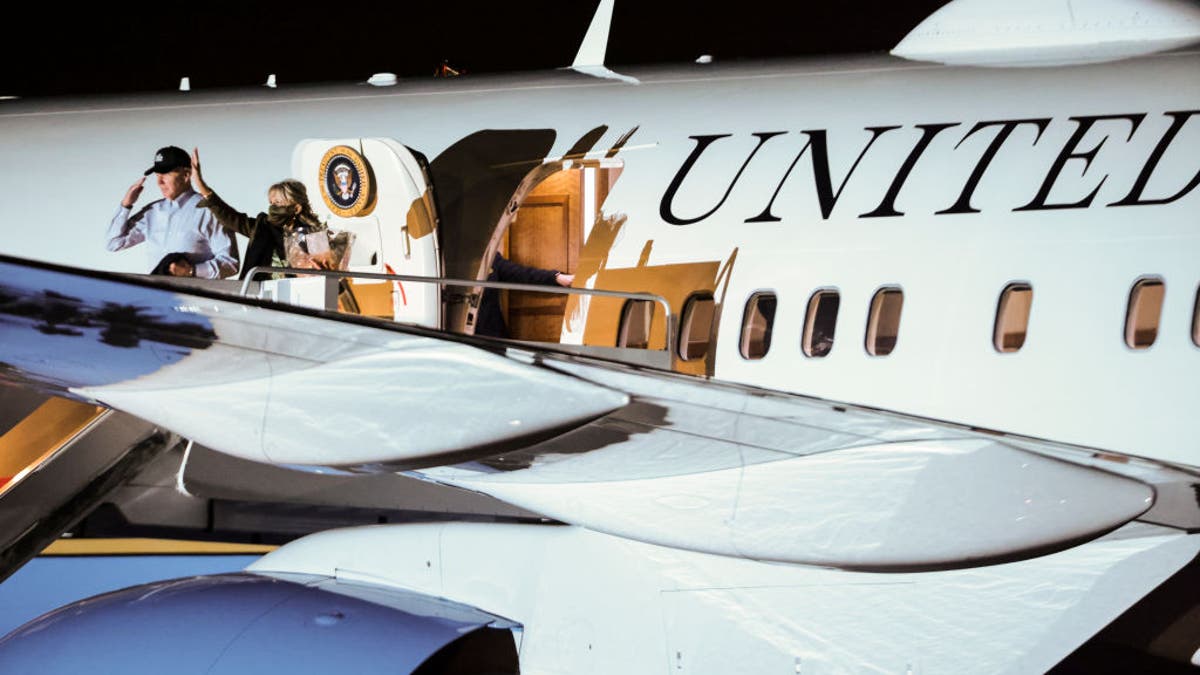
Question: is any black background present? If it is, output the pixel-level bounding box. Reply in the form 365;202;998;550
0;2;947;98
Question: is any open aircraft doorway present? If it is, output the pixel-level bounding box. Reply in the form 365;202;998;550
469;158;624;343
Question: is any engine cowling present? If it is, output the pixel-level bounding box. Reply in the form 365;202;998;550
0;572;519;675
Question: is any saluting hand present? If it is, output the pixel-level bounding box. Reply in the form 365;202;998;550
190;147;212;197
121;177;145;208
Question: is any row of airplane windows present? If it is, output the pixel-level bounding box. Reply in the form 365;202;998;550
618;278;1200;362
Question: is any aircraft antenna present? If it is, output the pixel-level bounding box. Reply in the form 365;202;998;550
367;73;398;87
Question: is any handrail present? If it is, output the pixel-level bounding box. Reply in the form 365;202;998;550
239;266;677;359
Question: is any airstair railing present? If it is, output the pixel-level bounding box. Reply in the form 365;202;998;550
239;266;676;365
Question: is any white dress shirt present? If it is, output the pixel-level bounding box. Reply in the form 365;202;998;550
106;189;239;279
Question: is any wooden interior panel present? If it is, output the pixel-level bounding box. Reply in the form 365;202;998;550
504;170;582;342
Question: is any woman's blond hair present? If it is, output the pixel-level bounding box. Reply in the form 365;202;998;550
268;179;323;229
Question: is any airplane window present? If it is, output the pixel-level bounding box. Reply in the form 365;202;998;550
1125;278;1165;349
1193;285;1200;348
993;283;1033;353
739;292;777;360
802;289;840;357
865;287;903;356
618;299;654;350
678;293;715;361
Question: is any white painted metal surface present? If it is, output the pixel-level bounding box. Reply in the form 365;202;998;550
71;293;627;467
570;0;639;83
572;0;615;67
448;438;1154;568
423;358;1157;568
250;522;1200;674
893;0;1200;66
293;138;441;328
0;16;1196;670
259;276;338;310
3;56;1195;473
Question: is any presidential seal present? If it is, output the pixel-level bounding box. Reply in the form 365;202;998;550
318;145;375;217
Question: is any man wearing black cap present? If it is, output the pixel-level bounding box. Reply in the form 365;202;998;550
106;145;239;278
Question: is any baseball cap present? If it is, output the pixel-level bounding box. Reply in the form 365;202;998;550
144;146;190;176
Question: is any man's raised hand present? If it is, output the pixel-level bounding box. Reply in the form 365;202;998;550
121;176;145;208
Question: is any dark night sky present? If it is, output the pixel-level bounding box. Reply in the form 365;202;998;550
0;2;947;98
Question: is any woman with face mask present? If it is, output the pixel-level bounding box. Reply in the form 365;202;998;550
190;147;329;281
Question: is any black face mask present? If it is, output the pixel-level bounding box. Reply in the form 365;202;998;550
267;205;294;225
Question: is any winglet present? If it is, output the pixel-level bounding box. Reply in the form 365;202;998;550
573;0;615;67
570;0;639;84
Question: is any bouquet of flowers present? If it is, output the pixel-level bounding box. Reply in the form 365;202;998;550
284;224;356;271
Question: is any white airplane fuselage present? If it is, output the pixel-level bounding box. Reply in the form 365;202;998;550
1;48;1199;675
2;51;1196;467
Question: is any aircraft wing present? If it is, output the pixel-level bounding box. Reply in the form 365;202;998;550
0;255;1168;571
427;360;1169;571
0;255;628;469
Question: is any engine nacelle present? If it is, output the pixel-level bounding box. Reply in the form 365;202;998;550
0;572;519;674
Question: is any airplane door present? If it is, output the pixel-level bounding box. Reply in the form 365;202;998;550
293;138;441;329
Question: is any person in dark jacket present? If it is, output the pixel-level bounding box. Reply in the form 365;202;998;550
189;147;326;280
474;252;574;338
